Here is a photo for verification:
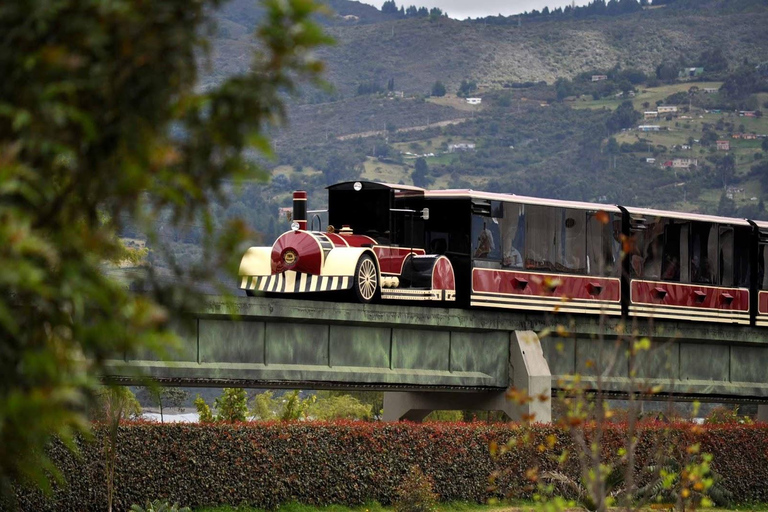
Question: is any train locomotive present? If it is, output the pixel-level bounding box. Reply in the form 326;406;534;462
239;180;768;327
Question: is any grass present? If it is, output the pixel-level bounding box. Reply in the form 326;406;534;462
361;156;411;184
572;82;725;112
193;501;768;512
194;502;519;512
426;94;486;112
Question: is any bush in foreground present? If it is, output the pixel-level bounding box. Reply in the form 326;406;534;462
13;422;768;511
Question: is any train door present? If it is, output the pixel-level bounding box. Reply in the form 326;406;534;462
423;198;471;305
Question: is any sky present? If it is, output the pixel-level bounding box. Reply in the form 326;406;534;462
363;0;592;19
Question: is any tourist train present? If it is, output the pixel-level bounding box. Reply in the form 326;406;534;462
239;181;768;326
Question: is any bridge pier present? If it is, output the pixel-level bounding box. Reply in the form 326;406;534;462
382;331;552;423
759;405;768;422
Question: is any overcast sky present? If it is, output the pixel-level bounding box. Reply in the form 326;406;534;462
363;0;592;19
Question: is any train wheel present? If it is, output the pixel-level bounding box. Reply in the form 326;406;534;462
354;254;378;303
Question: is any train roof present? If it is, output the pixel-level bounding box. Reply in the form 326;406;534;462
422;189;622;213
327;181;425;193
327;181;753;226
622;206;751;226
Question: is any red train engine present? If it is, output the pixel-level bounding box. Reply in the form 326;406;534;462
239;182;456;303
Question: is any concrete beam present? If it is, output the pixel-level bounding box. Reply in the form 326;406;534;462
382;330;552;423
510;330;552;423
382;391;519;422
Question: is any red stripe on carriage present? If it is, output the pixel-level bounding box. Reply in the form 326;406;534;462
472;269;620;302
631;280;748;311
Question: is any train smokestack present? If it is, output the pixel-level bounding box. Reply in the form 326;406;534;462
293;190;307;230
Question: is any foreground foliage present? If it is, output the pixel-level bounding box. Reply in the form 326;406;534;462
0;0;329;503
13;422;768;511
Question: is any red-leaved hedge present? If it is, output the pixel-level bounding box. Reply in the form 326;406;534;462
12;422;768;511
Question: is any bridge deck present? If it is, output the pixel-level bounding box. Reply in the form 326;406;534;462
106;296;768;401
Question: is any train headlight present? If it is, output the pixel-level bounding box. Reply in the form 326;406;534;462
290;221;300;231
353;181;362;191
283;249;298;266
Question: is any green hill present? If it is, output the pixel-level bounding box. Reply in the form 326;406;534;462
207;2;768;95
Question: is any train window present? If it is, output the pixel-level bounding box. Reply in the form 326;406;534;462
525;205;587;273
690;222;718;284
587;211;621;276
501;203;524;268
525;205;557;271
734;228;751;287
560;209;587;273
720;227;734;287
760;242;768;289
633;218;664;279
472;215;500;260
661;223;682;281
328;189;391;237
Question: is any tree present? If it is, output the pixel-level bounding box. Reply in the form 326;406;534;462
214;388;248;422
720;66;762;100
457;79;478;97
717;192;736;216
606;101;641;132
431;81;446;97
606;137;620;154
762;137;768;152
555;78;574;101
93;387;142;512
251;391;279;420
194;394;214;423
308;394;373;420
656;61;679;81
137;387;189;423
0;0;328;499
412;157;431;187
381;0;399;14
428;7;443;20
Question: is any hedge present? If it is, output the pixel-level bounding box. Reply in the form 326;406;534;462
12;422;768;511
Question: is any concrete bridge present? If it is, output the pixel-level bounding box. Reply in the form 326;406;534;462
106;296;768;422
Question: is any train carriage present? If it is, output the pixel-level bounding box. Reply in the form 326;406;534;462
623;207;752;325
239;180;768;327
754;220;768;327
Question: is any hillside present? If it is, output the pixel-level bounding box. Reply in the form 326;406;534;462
207;4;768;95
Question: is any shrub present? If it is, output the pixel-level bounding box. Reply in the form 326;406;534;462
393;466;438;512
130;499;191;512
13;422;768;511
214;388;248;422
194;394;213;423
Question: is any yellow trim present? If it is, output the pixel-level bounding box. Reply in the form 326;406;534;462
629;310;750;325
381;289;442;301
471;294;621;311
470;300;622;316
629;304;749;318
239;246;273;279
322;247;379;278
